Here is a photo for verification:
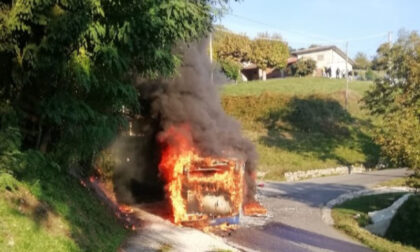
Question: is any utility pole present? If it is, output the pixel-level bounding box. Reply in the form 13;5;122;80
209;33;213;85
388;31;392;46
345;41;349;110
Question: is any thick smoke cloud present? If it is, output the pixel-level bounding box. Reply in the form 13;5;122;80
137;38;258;202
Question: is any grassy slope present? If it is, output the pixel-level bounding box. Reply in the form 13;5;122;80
332;193;420;252
222;77;373;97
0;172;127;252
221;77;379;180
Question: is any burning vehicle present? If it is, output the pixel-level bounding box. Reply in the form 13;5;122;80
159;125;265;227
111;39;266;229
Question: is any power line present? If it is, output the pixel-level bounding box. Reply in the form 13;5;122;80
225;13;389;44
227;13;334;42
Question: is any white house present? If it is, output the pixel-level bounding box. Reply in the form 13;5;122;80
291;45;354;78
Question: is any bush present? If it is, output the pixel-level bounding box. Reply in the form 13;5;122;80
0;102;25;175
287;58;317;77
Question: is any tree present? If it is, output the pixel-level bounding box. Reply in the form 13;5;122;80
250;34;289;80
213;26;251;81
0;0;220;172
371;43;392;71
354;52;371;69
213;26;251;62
363;31;420;175
287;58;317;77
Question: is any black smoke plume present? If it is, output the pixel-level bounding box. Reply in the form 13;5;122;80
113;38;257;204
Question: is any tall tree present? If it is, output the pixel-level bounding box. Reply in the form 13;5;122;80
213;26;251;62
250;34;289;80
0;0;221;171
363;31;420;175
212;26;251;81
354;52;371;69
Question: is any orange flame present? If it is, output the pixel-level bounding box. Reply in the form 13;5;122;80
243;201;267;216
158;125;244;225
119;204;134;214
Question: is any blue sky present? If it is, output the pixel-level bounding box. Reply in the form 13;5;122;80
218;0;420;58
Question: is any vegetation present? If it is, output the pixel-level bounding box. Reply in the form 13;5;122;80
0;0;218;172
0;1;225;250
213;27;252;63
213;27;251;81
354;52;371;70
221;78;379;180
371;43;391;71
386;195;420;249
213;28;289;81
287;58;317;77
332;193;419;252
219;58;242;81
222;77;373;96
377;176;420;190
377;177;409;187
0;161;127;251
0;102;127;251
250;33;289;71
363;31;420;176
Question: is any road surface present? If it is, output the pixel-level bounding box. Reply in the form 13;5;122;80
228;168;408;252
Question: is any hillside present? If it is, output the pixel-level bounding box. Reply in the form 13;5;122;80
221;77;379;180
0;170;127;252
222;77;373;97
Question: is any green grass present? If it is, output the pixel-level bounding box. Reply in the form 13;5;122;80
0;171;128;252
221;77;373;97
377;177;409;187
386;195;420;249
221;77;380;180
332;193;420;252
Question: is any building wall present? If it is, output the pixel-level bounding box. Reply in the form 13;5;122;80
297;49;353;78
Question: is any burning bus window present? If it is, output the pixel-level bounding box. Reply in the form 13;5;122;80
182;158;244;224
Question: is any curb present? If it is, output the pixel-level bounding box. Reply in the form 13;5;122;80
321;186;416;226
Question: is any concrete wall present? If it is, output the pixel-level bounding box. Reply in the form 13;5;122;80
284;165;366;182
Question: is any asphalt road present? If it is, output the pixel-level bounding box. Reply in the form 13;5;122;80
227;168;409;252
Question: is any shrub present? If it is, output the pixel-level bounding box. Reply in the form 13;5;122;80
0;102;25;175
288;58;317;77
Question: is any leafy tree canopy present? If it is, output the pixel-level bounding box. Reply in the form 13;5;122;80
250;33;289;70
213;25;251;63
363;31;420;173
354;52;371;70
0;0;222;172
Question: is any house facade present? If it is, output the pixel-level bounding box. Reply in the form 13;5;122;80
292;45;354;78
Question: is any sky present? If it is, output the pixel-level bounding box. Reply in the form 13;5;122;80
219;0;420;58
